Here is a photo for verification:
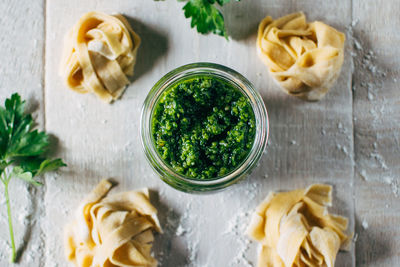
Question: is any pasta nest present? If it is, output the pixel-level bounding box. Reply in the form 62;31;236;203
65;180;162;267
60;11;141;102
257;12;345;101
246;184;351;267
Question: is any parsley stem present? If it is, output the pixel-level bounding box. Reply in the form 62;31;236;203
4;179;17;263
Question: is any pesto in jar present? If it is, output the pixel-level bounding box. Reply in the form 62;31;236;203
151;76;256;179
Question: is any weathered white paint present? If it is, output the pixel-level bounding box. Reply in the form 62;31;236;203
0;0;45;266
352;0;400;266
0;0;399;266
45;1;356;266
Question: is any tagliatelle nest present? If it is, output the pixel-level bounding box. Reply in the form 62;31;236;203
257;12;345;101
246;184;351;267
60;11;141;103
65;179;162;267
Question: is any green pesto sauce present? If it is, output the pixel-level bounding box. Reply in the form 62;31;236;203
151;76;256;179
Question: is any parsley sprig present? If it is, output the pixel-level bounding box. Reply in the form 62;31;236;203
158;0;240;38
0;93;66;263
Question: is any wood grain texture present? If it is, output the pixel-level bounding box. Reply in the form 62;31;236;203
44;1;356;266
0;0;398;266
352;1;400;266
0;0;45;265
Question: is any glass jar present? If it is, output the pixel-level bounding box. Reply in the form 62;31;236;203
140;63;269;193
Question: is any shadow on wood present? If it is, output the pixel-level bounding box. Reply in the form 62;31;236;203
355;216;392;266
149;190;188;266
124;16;168;84
14;185;40;263
223;1;265;41
25;92;40;116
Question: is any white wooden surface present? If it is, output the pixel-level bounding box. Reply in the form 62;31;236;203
0;0;399;266
0;1;45;266
352;1;400;266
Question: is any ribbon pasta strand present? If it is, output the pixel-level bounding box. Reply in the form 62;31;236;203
65;179;162;267
60;11;141;103
246;184;351;267
257;12;345;101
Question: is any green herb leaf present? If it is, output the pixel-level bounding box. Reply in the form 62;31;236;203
18;156;44;174
36;158;67;177
216;0;232;5
0;107;10;157
0;93;66;262
0;93;50;159
18;157;66;177
8;130;49;158
10;167;42;186
183;0;228;38
156;0;242;38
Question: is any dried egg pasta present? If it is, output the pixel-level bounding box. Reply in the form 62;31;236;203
65;179;162;267
60;11;141;102
246;184;351;267
257;12;345;101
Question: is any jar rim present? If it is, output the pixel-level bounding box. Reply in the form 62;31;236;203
140;62;269;193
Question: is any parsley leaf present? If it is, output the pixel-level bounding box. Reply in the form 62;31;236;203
18;157;66;177
0;93;66;262
183;0;228;38
216;0;233;5
156;0;241;38
10;167;42;186
1;94;49;158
